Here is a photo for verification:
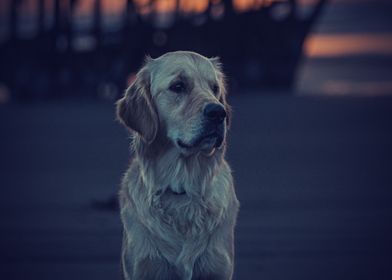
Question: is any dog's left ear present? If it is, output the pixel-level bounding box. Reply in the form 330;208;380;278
116;63;158;144
210;57;231;128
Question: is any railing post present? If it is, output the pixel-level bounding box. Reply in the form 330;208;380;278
9;0;22;41
93;0;102;48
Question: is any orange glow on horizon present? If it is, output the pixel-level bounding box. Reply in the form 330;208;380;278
3;0;304;18
305;34;392;58
102;0;126;15
74;0;127;17
180;0;209;13
6;0;378;18
153;0;176;13
74;0;283;15
234;0;275;12
74;0;92;17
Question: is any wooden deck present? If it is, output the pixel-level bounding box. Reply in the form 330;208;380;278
1;94;392;279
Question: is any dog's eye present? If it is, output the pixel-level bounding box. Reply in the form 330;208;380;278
212;84;219;95
169;82;186;93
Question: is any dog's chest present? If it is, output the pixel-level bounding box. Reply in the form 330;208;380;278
152;192;222;237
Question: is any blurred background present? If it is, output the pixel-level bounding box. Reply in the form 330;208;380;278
1;0;392;279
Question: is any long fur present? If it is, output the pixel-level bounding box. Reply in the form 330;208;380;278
117;51;239;280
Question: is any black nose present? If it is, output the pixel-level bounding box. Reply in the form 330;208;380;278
203;103;226;123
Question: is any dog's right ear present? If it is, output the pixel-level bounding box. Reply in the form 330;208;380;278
116;65;158;144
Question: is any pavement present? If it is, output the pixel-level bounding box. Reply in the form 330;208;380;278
1;94;392;280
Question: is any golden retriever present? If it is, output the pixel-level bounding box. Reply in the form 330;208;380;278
116;51;239;280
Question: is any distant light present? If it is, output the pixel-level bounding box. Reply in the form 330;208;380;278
305;34;392;58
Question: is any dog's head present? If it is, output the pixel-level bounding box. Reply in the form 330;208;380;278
117;51;231;156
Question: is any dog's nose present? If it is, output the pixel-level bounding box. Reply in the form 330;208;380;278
203;103;226;123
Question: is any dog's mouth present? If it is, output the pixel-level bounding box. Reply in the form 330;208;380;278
177;132;224;151
176;121;225;155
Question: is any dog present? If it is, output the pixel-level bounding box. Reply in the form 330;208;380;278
116;51;239;280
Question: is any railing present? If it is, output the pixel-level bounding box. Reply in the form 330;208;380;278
0;0;327;100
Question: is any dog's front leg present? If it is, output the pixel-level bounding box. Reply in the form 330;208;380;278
175;262;193;280
121;233;133;280
175;238;208;280
131;256;180;280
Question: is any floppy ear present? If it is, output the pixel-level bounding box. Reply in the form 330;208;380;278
210;57;231;127
116;66;158;144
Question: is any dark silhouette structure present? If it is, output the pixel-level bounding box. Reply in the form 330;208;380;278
0;0;327;100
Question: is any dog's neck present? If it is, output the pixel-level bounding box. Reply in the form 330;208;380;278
155;187;186;196
132;135;225;199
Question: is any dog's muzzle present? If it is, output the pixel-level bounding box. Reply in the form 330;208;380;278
177;121;225;150
177;103;226;152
